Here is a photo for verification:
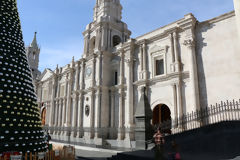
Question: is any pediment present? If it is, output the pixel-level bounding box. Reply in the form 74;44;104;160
150;45;169;55
39;68;53;81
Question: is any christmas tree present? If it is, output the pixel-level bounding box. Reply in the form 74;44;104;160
0;0;47;153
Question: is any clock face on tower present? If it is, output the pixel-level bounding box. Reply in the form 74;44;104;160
85;67;92;77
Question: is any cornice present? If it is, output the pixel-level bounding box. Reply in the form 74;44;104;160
83;21;131;36
133;71;189;86
135;17;186;41
136;27;183;45
135;13;198;43
135;39;149;45
177;13;197;30
200;11;235;25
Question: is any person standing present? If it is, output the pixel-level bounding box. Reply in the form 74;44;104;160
154;129;166;160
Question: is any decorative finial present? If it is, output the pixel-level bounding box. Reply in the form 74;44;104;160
56;64;59;74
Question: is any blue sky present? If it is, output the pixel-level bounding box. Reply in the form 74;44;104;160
18;0;234;72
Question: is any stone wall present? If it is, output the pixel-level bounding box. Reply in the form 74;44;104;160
196;12;240;108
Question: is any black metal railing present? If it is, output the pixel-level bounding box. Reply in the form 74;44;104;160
155;99;240;134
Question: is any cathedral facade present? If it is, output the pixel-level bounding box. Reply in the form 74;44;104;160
34;0;240;148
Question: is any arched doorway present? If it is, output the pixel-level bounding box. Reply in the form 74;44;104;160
152;104;171;134
41;108;46;125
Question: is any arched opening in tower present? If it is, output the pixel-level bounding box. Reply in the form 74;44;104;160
113;35;121;47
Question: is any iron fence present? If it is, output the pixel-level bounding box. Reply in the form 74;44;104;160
155;99;240;134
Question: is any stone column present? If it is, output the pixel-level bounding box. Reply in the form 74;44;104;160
80;60;85;91
94;90;101;138
118;51;125;140
176;83;183;119
102;26;108;50
61;98;66;135
172;84;178;123
109;90;115;139
90;91;95;138
96;28;102;50
75;62;80;91
169;33;175;63
71;94;78;137
184;39;200;112
118;52;125;139
49;76;57;127
143;43;148;80
45;104;50;125
110;90;115;128
100;87;110;139
140;45;143;71
57;99;61;126
63;79;68;125
57;99;62;132
92;56;96;87
84;34;90;56
118;89;125;140
108;29;112;48
53;101;58;135
173;31;180;72
65;69;74;136
125;57;134;141
120;51;124;85
84;36;87;55
76;93;83;138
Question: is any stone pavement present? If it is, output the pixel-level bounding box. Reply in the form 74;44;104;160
51;141;240;160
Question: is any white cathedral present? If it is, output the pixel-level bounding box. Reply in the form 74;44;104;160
26;0;240;148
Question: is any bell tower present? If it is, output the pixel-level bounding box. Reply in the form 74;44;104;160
26;32;41;80
81;0;131;139
82;0;131;57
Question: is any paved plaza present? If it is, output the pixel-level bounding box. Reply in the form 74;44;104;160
52;141;240;160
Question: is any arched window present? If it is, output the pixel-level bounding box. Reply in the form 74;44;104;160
113;35;121;47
